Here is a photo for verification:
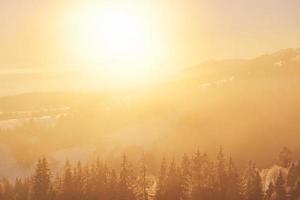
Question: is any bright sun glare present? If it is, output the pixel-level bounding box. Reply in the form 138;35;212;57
65;3;165;88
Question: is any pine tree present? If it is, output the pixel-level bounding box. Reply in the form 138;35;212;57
296;162;300;180
226;156;241;200
2;148;300;200
274;171;286;200
290;179;300;200
73;161;84;200
0;182;3;200
181;154;191;200
216;147;228;200
84;163;92;199
119;154;136;200
107;169;118;200
137;153;149;200
32;157;51;200
265;182;275;200
87;162;97;200
253;171;264;200
53;173;63;200
191;150;202;189
156;156;167;200
288;163;298;187
93;159;108;200
0;178;14;200
164;159;182;200
61;160;74;200
242;162;263;200
277;147;292;168
14;178;29;200
191;150;214;200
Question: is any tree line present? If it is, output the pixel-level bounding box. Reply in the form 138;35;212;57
0;147;299;200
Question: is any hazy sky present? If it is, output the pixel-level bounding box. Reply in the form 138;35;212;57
1;0;300;69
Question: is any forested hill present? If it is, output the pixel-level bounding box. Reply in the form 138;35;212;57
0;47;300;176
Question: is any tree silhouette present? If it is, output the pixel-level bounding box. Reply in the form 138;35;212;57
242;162;263;200
119;154;136;200
181;153;192;200
156;156;167;200
226;156;241;200
277;147;292;168
216;147;227;200
274;171;286;200
136;153;150;200
265;182;275;200
32;157;51;200
61;160;74;200
290;179;300;200
1;148;300;200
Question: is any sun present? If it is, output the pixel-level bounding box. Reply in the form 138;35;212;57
80;5;153;63
64;3;165;88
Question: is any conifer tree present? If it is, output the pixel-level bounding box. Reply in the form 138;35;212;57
277;147;292;168
191;150;202;189
242;162;263;200
0;182;3;200
61;160;74;200
87;162;98;200
119;154;136;200
265;182;275;200
137;153;149;200
73;161;84;200
1;148;299;200
0;178;14;200
181;154;191;200
14;178;29;200
216;147;228;200
164;159;182;200
290;179;300;200
191;150;214;200
156;156;167;200
53;173;63;200
274;171;286;200
84;163;92;199
94;160;108;200
226;156;241;200
32;157;51;200
252;171;264;200
107;169;118;200
288;163;297;187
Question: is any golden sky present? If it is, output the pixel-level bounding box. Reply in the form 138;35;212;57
1;0;300;70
